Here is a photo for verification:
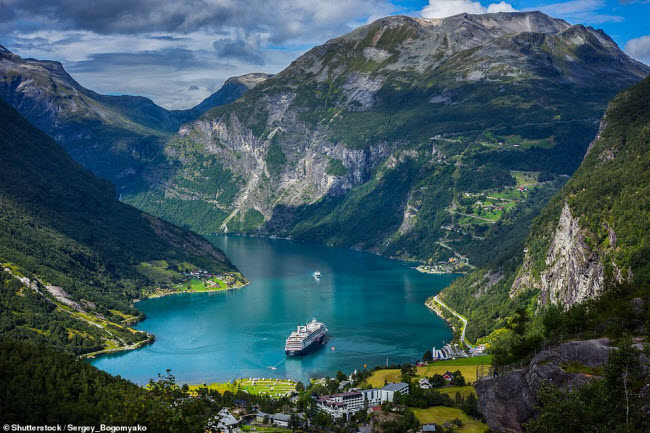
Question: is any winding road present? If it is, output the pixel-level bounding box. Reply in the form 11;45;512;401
432;295;473;351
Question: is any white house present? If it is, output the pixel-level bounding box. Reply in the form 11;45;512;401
316;383;410;419
271;413;291;428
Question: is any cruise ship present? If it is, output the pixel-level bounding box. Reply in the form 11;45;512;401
285;318;327;356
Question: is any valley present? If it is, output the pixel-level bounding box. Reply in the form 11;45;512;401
0;7;648;433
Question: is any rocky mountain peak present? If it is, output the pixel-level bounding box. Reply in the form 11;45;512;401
192;72;271;113
225;72;273;88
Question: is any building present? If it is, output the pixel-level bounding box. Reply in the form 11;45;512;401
418;378;432;389
272;413;292;428
316;383;410;419
255;411;270;423
211;408;239;433
442;371;454;382
421;424;438;432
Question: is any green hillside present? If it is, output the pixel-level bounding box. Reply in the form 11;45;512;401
0;100;243;355
439;76;650;343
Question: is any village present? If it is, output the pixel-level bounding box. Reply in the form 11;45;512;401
416;256;471;274
195;346;493;433
146;269;244;298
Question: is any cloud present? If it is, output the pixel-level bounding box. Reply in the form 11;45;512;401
532;0;624;24
0;0;395;43
487;1;517;12
213;35;265;65
625;35;650;64
421;0;517;19
1;0;399;109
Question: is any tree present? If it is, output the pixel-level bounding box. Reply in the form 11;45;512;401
423;350;433;362
451;370;466;386
289;414;301;431
604;337;643;427
336;370;347;382
461;393;480;418
430;374;446;388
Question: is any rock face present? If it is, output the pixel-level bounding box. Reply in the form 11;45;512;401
476;339;612;433
123;12;648;264
511;202;624;308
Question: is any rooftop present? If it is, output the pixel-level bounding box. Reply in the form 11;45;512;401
381;382;409;391
272;413;292;422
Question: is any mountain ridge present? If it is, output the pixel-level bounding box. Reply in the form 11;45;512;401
124;11;648;267
0;44;269;188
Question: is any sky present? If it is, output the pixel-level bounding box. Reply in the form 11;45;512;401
2;0;648;109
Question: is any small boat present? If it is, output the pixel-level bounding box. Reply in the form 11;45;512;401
313;270;322;278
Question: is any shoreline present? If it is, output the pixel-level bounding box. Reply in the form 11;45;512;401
426;295;474;351
80;333;155;360
137;281;250;302
87;281;249;361
426;298;459;334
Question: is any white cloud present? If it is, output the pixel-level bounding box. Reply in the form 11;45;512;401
3;0;399;109
625;35;650;65
421;0;517;19
487;1;517;13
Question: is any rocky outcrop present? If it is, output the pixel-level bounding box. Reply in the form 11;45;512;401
476;339;612;433
511;202;627;309
192;72;272;113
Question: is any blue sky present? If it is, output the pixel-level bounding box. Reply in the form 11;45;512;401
2;0;648;109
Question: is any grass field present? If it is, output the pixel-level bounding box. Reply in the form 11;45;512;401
188;277;227;292
187;378;296;397
412;407;488;432
366;356;492;386
436;386;476;399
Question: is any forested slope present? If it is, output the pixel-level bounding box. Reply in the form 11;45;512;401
0;100;242;354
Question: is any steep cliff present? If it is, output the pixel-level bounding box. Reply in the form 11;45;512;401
440;74;650;340
124;12;648;265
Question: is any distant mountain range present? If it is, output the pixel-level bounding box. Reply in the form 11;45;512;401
118;12;647;264
0;44;270;187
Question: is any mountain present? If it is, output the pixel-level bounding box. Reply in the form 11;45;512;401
439;75;650;343
193;73;272;113
0;99;243;355
123;12;649;265
0;45;268;188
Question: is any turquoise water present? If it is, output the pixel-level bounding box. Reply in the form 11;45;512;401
91;236;457;385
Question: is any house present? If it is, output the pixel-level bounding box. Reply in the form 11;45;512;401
421;423;438;432
443;371;454;382
234;399;248;408
255;411;270;423
213;408;239;433
272;413;292;428
418;378;432;389
474;344;487;354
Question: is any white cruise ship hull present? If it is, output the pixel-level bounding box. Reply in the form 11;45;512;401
285;334;326;357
